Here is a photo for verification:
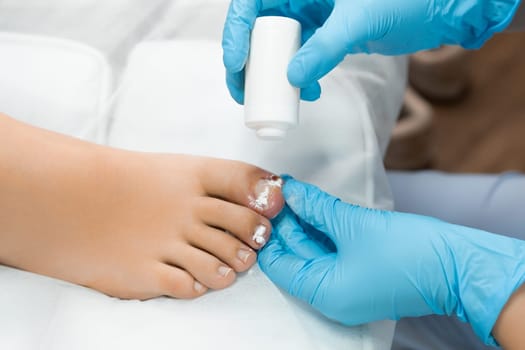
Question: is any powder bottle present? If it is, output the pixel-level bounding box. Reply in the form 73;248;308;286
244;16;301;140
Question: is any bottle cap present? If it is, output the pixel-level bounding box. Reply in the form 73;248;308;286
256;127;287;140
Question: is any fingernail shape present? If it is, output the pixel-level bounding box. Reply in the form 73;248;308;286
218;266;233;277
194;281;205;293
237;248;253;263
252;225;268;246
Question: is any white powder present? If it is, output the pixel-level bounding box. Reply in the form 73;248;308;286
266;178;283;188
251;186;271;210
249;177;283;211
252;225;267;245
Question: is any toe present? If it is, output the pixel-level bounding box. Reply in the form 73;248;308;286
196;159;285;219
188;225;257;272
156;263;208;299
196;197;272;250
164;244;236;290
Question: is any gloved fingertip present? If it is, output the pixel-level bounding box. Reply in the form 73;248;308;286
280;174;294;182
288;11;352;88
222;49;246;73
281;178;306;208
226;71;245;105
300;83;321;101
221;12;251;73
225;82;244;104
230;88;245;105
287;56;310;88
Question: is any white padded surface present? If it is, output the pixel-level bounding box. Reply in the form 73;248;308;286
0;265;319;350
0;33;111;142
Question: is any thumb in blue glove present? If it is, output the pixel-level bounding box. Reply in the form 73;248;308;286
259;177;525;346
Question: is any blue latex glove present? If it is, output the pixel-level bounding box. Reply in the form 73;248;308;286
222;0;333;103
259;178;525;345
222;0;521;103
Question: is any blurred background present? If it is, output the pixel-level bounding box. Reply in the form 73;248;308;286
385;32;525;173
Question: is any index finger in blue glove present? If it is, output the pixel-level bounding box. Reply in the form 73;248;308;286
272;205;327;259
225;70;246;104
223;0;289;73
282;178;345;245
222;0;258;74
222;0;263;104
259;235;335;303
299;82;322;101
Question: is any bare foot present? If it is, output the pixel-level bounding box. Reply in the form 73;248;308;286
0;114;284;299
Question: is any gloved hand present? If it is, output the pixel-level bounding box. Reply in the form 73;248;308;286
222;0;521;103
222;0;333;103
259;177;525;345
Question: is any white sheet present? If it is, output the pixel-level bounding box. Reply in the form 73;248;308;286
0;32;111;142
0;262;397;350
0;1;407;349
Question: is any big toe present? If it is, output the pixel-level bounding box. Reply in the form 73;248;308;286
198;159;284;219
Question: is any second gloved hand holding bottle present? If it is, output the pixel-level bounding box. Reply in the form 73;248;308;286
223;0;521;103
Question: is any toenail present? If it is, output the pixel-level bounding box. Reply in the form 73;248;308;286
194;281;205;293
237;248;254;263
249;177;283;211
218;266;233;277
252;225;268;246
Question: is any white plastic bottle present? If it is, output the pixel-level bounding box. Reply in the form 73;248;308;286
244;16;301;140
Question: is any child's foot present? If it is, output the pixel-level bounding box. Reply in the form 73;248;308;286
0;116;284;299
